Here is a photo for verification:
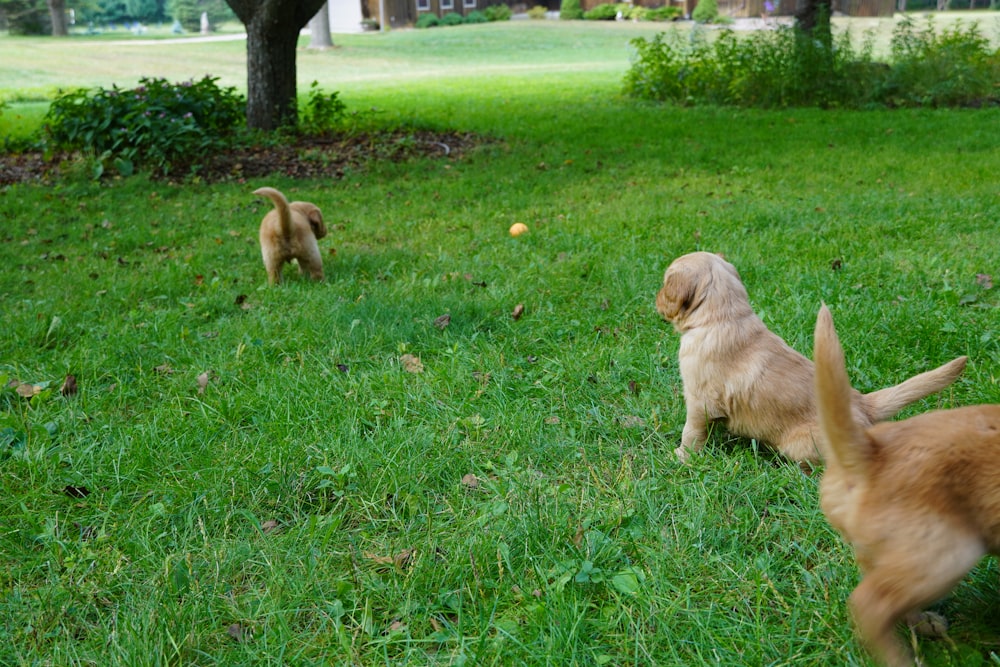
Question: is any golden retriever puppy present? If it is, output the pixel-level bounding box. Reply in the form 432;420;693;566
254;186;327;285
814;304;1000;667
656;252;966;463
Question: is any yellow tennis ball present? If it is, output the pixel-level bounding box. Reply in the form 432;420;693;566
509;222;529;237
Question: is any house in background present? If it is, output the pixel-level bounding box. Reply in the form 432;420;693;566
362;0;531;27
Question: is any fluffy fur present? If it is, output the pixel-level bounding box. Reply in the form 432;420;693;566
814;304;1000;667
656;252;966;463
254;186;327;285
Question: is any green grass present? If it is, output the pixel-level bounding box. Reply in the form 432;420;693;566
2;18;1000;667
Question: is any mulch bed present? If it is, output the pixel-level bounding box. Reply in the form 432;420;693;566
0;130;487;186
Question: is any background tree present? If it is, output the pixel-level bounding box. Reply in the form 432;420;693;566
225;0;327;130
46;0;67;34
309;1;332;49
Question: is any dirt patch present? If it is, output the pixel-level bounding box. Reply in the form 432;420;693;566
0;129;487;186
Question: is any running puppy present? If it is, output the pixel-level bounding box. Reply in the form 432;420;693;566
254;186;327;285
814;304;1000;667
656;252;966;463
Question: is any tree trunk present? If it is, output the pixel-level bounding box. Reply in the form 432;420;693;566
309;2;333;49
47;0;68;36
226;0;328;130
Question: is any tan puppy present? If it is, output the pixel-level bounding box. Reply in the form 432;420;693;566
254;186;327;285
814;304;1000;667
656;252;966;463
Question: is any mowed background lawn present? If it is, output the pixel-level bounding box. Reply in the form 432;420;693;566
2;16;1000;666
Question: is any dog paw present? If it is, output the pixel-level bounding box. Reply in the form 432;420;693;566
674;446;690;463
908;611;949;638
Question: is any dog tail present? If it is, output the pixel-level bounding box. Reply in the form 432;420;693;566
863;355;966;422
253;187;292;239
813;304;872;474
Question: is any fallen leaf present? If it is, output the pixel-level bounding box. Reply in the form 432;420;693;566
429;618;443;632
389;620;406;632
60;374;78;396
15;383;42;398
620;415;646;429
336;363;349;373
831;258;843;271
544;416;560;425
261;520;280;534
196;372;210;395
434;313;451;330
227;623;250;642
976;273;993;290
400;354;424;374
628;380;640;395
511;303;525;320
461;473;479;489
155;364;173;375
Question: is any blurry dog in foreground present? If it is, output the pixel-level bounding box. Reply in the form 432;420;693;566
655;251;966;464
814;303;1000;667
254;186;327;285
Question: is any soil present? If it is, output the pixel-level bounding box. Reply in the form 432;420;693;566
0;129;486;186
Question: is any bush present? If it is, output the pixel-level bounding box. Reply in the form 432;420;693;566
299;81;347;135
484;3;513;20
527;4;549;18
623;13;999;109
440;11;465;24
465;9;489;22
415;12;440;27
559;0;584;19
642;5;683;20
44;75;246;176
691;0;719;23
583;2;629;19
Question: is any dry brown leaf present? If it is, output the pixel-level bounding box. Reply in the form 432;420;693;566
15;383;42;398
389;620;406;632
511;303;525;320
544;416;560;425
977;273;993;290
227;623;251;642
620;415;647;429
155;364;173;375
400;354;424;374
261;520;280;534
434;313;451;330
461;473;479;489
196;371;210;395
429;618;443;632
60;374;78;396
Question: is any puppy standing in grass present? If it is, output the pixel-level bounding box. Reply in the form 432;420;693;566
254;186;327;285
814;304;1000;667
656;252;966;463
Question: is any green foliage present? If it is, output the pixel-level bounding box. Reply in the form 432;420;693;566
43;75;246;176
641;5;683;20
484;3;513;20
167;0;232;32
879;15;1000;107
624;14;999;109
527;4;549;18
691;0;719;23
414;12;440;28
3;0;49;34
583;2;630;20
440;11;465;25
299;81;347;135
560;0;584;20
464;9;489;22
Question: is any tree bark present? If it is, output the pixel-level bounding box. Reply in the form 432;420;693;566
309;2;333;49
47;0;68;36
226;0;328;130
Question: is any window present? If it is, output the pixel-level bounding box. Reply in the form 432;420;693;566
417;0;430;10
441;0;454;8
463;0;476;8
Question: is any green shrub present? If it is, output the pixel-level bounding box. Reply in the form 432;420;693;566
527;4;549;18
484;3;513;20
465;9;490;22
583;2;629;20
441;11;465;24
415;12;440;27
560;0;584;19
299;81;347;135
879;15;1000;107
642;5;683;20
691;0;718;23
43;75;246;176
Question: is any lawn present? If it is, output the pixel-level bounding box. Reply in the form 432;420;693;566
2;16;1000;667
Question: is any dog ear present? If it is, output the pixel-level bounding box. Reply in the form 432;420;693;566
307;209;327;240
657;268;700;323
